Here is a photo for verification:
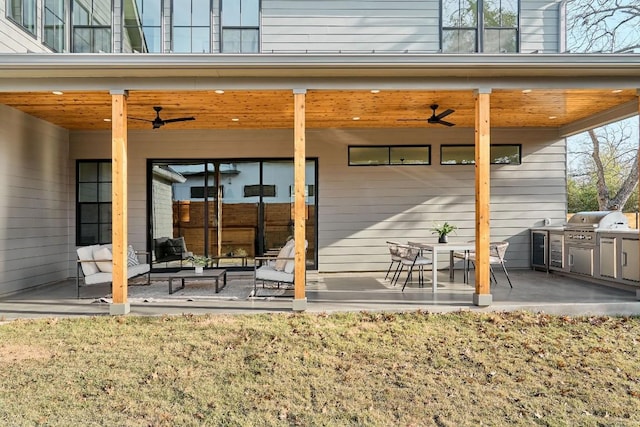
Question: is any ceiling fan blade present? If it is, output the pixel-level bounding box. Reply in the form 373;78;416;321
162;117;195;124
434;109;454;120
128;116;153;122
438;120;455;127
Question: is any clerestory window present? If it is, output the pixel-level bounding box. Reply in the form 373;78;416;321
442;0;518;53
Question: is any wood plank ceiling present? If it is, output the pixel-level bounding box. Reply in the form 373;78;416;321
0;88;635;131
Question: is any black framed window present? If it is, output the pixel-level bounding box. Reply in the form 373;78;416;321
289;185;315;197
440;144;521;165
72;0;112;52
123;0;162;53
7;0;37;35
244;184;275;197
221;0;259;53
190;185;223;199
441;0;518;53
349;146;431;166
44;0;66;51
77;160;112;245
172;0;210;53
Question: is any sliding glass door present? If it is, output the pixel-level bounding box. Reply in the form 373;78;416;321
148;159;317;270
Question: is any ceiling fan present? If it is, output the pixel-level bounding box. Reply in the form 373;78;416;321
398;104;456;127
129;106;195;129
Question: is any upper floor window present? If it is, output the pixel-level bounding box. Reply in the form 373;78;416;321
72;0;112;52
221;0;259;53
172;0;210;53
7;0;37;35
44;0;66;51
123;0;162;53
442;0;518;53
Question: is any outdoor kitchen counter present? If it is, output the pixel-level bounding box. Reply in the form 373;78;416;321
531;225;640;290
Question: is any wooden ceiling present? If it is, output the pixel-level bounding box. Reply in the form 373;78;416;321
0;88;636;131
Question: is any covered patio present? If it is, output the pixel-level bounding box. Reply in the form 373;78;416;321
1;269;639;321
0;53;639;314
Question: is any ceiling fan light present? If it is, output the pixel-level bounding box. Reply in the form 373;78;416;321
232;118;239;122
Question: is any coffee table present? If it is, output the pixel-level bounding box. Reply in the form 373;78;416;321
161;269;227;294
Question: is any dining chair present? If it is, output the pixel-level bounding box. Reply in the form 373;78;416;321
385;241;403;283
394;243;433;291
463;241;513;288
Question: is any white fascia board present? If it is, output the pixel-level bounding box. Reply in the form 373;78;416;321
0;53;639;79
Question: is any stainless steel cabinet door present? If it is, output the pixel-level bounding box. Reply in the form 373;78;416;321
622;239;639;282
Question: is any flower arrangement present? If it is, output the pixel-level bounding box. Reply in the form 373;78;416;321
431;222;457;243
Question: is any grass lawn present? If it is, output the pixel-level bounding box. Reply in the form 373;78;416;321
0;310;639;426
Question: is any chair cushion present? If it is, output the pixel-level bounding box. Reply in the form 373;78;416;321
274;240;295;271
77;244;100;276
256;265;294;283
284;240;307;274
93;246;113;272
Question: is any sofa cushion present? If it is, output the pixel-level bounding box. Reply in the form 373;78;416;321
77;244;100;276
128;263;150;278
93;246;113;272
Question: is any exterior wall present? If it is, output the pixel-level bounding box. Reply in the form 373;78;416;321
0;1;562;55
0;105;70;295
520;0;563;53
261;0;440;53
0;2;51;53
69;126;566;273
261;0;560;54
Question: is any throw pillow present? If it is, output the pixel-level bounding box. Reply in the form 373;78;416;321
163;238;183;257
93;246;113;272
127;245;140;266
274;240;295;271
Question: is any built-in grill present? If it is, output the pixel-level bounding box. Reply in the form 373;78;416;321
564;211;630;276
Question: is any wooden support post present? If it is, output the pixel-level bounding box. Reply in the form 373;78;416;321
110;90;130;315
473;89;492;307
292;89;307;311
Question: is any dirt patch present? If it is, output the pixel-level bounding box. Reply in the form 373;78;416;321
0;344;51;364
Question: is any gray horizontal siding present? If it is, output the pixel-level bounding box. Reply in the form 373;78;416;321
520;0;561;53
0;105;70;296
262;0;440;53
315;127;566;272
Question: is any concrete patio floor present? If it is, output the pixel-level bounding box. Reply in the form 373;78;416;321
1;268;639;321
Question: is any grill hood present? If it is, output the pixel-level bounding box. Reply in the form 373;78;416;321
566;211;629;230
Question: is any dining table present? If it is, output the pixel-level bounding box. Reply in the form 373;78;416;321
408;241;475;292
